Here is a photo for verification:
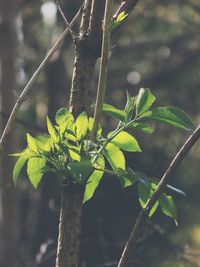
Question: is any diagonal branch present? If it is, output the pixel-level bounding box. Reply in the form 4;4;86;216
117;125;200;267
113;0;140;19
0;8;82;154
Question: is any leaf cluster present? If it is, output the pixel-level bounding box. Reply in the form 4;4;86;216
12;88;195;222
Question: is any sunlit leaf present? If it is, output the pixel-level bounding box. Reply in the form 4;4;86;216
75;111;88;141
128;122;154;134
55;108;71;125
36;135;51;152
102;103;126;121
104;143;125;171
47;117;58;142
88;117;102;137
83;156;105;203
13;157;27;185
149;107;195;131
27;157;46;188
108;131;142;152
136;88;155;116
27;134;39;154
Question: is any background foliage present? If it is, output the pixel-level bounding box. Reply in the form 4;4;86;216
1;0;200;266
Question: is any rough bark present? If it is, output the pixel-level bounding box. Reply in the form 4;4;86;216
56;1;106;267
55;184;84;267
0;0;18;266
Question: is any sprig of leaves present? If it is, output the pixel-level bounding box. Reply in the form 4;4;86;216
12;88;194;224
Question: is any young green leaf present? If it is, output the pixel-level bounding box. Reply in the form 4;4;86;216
47;117;58;142
101;103;126;121
124;93;135;121
36;135;51;152
148;107;195;131
128;122;154;134
138;182;159;217
75;111;88;141
83;156;105;203
27;157;46;188
13;157;27;185
136;88;155;116
27;134;39;154
55;108;71;125
116;168;135;188
88;117;102;138
111;11;128;30
67;159;92;184
108;131;142;152
104;143;126;171
159;193;178;225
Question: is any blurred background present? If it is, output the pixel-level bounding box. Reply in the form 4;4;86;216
0;0;200;266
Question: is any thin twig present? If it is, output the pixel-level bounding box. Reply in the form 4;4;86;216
117;125;200;267
0;111;45;132
90;0;113;141
0;8;82;154
56;1;76;39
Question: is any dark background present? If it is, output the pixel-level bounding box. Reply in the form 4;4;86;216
1;0;200;266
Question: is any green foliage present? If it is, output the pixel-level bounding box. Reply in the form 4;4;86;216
12;88;195;223
111;11;128;30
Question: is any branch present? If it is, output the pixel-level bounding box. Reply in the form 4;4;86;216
113;0;140;19
0;111;45;132
117;125;200;267
0;8;82;154
90;0;113;141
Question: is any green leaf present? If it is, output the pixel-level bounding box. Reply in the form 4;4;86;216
56;109;75;135
108;131;142;152
27;157;46;188
116;168;135;188
104;143;126;171
27;134;39;154
88;117;102;138
47;117;58;142
36;135;51;152
75;112;88;141
116;11;128;23
124;92;135;121
83;156;105;203
13;157;27;185
128;122;154;134
69;147;81;161
136;88;156;116
67;159;92;184
159;193;178;225
137;182;159;217
55;108;71;125
149;107;195;131
102;103;126;121
111;11;128;30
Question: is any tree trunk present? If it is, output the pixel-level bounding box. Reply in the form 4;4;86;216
56;184;84;267
55;1;105;266
0;1;18;266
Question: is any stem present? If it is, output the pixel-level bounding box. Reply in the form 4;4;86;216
0;9;81;154
90;0;114;141
117;125;200;267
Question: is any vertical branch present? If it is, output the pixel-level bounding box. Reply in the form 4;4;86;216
69;0;106;116
90;0;114;140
